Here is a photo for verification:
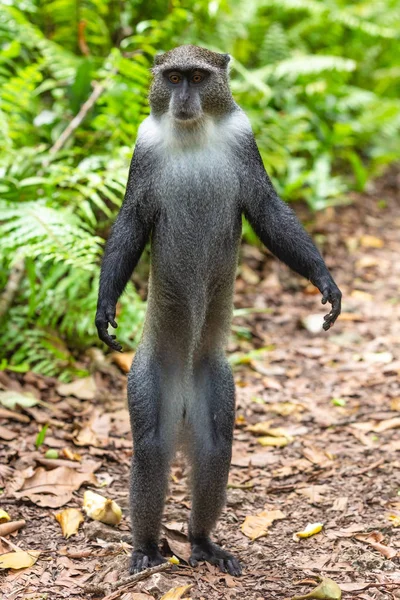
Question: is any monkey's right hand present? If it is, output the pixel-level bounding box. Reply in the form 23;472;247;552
95;305;123;352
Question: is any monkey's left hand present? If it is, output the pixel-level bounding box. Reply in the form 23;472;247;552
95;305;123;352
320;280;342;331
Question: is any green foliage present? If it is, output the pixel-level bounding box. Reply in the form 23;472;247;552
0;0;399;375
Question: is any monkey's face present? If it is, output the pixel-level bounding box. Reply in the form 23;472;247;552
163;69;207;123
149;46;235;123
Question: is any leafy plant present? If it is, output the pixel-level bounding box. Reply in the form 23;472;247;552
0;0;399;375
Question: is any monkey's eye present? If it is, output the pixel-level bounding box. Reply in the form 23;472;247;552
168;72;181;84
191;72;203;84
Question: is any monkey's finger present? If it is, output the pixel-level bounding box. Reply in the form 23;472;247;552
219;559;226;573
110;319;118;329
321;291;329;305
141;555;149;570
227;559;242;577
189;557;198;568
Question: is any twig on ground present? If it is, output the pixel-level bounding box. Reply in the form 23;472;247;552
83;560;173;598
0;520;26;537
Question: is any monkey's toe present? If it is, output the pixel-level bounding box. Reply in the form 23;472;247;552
189;538;242;577
130;548;165;574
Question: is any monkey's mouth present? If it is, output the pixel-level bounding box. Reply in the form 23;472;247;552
174;109;202;123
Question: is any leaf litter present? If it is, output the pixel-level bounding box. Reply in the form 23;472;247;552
0;184;400;598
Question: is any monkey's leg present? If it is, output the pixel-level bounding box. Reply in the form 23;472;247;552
188;355;242;577
128;348;177;573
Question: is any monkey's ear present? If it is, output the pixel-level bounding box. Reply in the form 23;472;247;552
154;53;166;66
221;53;231;68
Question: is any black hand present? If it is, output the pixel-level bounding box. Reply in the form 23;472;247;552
95;306;122;352
321;283;342;331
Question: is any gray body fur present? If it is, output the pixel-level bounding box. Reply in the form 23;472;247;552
95;45;342;575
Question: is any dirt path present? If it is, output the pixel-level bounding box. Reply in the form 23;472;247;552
0;178;399;599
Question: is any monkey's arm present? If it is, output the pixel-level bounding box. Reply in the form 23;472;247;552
241;137;341;330
95;146;154;350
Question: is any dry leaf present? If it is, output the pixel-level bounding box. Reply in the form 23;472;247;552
74;410;111;447
241;509;285;540
302;445;333;467
0;550;40;570
390;397;400;411
268;402;304;416
55;508;84;538
57;376;97;400
291;576;341;600
258;436;290;447
112;352;135;373
354;531;397;559
160;584;193;599
231;451;279;468
294;523;324;541
62;447;82;461
15;466;97;508
83;490;122;525
387;514;400;527
296;485;329;504
360;235;384;248
0;390;38;410
162;522;191;563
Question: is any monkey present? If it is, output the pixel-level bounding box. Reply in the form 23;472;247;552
95;45;342;577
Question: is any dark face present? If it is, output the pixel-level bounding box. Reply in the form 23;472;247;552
163;68;209;122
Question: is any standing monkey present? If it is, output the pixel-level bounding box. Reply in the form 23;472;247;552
96;45;342;576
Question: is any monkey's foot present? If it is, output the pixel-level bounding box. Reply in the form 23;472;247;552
130;547;166;574
189;537;242;577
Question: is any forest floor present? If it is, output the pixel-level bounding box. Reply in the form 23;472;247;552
0;175;399;600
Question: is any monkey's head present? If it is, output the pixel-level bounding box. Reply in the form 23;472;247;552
149;45;235;124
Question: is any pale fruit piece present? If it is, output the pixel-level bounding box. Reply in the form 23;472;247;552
83;490;122;526
55;508;84;538
0;509;11;524
294;522;324;540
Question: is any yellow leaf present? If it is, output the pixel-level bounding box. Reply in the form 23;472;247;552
0;509;11;524
160;584;193;599
291;576;341;600
83;490;122;526
390;398;400;411
55;508;84;538
360;235;384;249
0;550;40;570
387;514;400;527
258;435;290;447
241;509;286;540
294;522;324;540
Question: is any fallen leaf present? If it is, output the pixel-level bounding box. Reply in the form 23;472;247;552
241;509;286;540
231;451;279;468
291;576;341;600
83;490;122;525
350;290;373;301
74;410;111;447
162;522;191;563
360;235;384;248
390;397;400;411
160;584;193;599
0;550;40;570
62;447;82;461
331;497;348;512
387;514;400;527
57;376;97;400
258;436;290;447
0;426;17;441
55;508;84;538
112;352;135;373
294;523;324;541
15;466;97;508
354;531;397;559
0;390;38;410
267;402;304;416
362;351;393;364
296;485;329;504
302;445;333;467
